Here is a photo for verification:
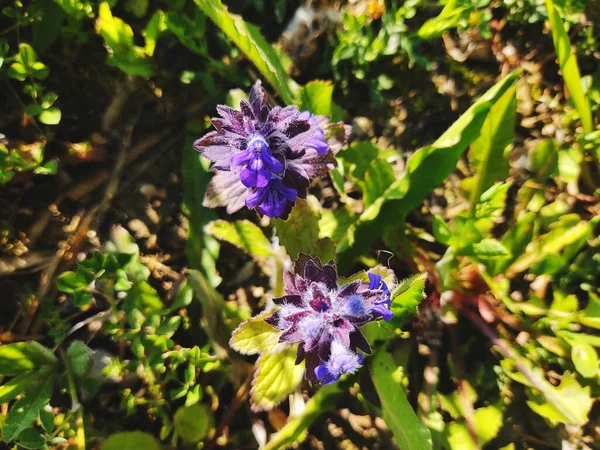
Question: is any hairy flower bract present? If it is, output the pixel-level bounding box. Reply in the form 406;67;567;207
194;80;349;219
264;255;394;384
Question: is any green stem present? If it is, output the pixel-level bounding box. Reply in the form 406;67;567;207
60;349;86;450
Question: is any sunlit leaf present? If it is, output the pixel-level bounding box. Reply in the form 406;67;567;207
341;71;520;254
3;375;54;441
274;198;336;262
205;220;275;263
230;311;285;355
545;0;593;134
0;342;57;376
194;0;297;104
371;350;432;450
251;347;304;411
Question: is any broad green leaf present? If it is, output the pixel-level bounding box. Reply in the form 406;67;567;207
101;431;162;450
371;350;432;450
174;403;214;444
274;198;336;262
164;11;205;54
526;372;593;425
3;375;54;441
468;81;516;209
432;215;452;246
182;135;220;285
264;383;342;450
362;158;395;208
571;343;598;379
205;220;275;263
0;371;42;403
545;0;593;134
251;347;304;411
390;273;427;327
0;342;57;376
194;0;297;104
15;428;45;449
299;80;333;116
470;238;512;260
66;341;93;377
341;71;520;254
230;311;285;355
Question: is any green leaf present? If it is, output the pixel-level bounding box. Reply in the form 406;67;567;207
96;2;134;51
230;311;285;355
194;0;297;104
342;71;520;254
299;80;333;116
447;405;502;450
471;238;512;260
66;341;93;377
3;375;54;441
545;0;593;134
251;347;304;411
370;350;432;450
95;2;153;77
15;428;46;449
417;0;469;39
274;198;336;262
468;81;516;209
362;158;395;208
125;281;164;313
205;220;275;263
101;431;162;450
571;343;598;379
174;403;214;444
143;11;166;56
390;273;427;327
579;293;600;329
0;371;42;403
38;107;61;125
529;139;558;181
264;383;342;450
0;342;57;376
492;212;536;275
432;215;452;246
473;405;503;445
526;372;593;425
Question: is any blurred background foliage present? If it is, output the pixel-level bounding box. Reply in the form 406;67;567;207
0;0;599;449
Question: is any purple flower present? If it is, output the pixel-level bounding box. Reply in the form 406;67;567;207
194;80;350;219
265;255;394;384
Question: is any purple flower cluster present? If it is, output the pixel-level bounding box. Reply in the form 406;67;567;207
194;80;349;219
265;256;394;384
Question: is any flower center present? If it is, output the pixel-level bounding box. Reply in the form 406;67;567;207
230;135;283;188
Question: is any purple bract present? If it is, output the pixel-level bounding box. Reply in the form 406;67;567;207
194;80;349;219
265;255;394;384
